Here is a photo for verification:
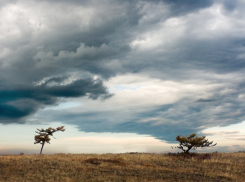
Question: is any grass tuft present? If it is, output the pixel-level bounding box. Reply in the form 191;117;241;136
85;157;126;166
167;152;214;161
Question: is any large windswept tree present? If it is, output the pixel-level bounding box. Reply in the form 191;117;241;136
34;126;65;154
175;133;216;153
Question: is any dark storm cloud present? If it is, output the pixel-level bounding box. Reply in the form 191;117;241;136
33;0;142;56
0;77;112;123
222;0;238;11
126;36;245;80
166;0;214;9
0;0;141;80
196;99;216;102
144;0;214;15
35;108;196;142
52;94;244;143
0;0;141;123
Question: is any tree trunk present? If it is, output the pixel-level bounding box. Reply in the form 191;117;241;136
185;146;192;153
40;143;45;154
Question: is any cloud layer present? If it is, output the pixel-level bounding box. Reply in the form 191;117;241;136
1;0;245;142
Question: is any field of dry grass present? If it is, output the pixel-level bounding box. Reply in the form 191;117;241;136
0;152;245;182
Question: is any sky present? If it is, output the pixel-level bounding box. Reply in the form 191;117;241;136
1;0;245;154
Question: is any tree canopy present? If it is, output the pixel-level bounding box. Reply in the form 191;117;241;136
34;126;65;154
175;133;216;153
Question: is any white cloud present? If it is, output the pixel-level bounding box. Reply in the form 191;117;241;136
53;73;219;121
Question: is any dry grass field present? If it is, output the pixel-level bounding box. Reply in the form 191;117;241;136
0;152;245;182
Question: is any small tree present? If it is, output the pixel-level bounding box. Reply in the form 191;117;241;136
34;126;65;154
175;133;216;153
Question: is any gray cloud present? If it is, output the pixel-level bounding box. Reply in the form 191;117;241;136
196;99;216;102
0;0;16;8
0;77;112;123
162;0;214;15
33;72;245;142
222;0;238;11
32;109;196;142
203;131;240;135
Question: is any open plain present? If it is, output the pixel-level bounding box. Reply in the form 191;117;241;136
0;152;245;182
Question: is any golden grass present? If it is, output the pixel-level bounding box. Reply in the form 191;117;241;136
0;152;245;182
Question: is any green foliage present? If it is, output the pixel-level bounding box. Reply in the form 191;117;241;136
175;133;216;153
34;126;65;154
